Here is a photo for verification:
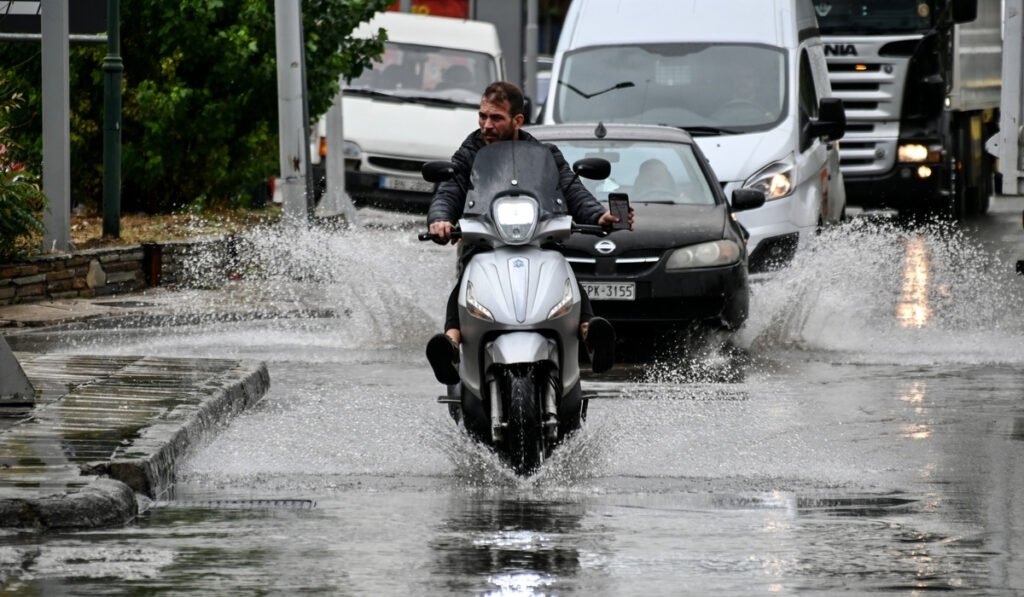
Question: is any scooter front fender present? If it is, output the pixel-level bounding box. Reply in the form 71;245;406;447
487;332;556;366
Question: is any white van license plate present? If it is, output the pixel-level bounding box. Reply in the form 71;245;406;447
584;282;635;301
380;176;434;193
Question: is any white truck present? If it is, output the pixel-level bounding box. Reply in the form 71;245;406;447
311;11;505;212
816;0;1006;218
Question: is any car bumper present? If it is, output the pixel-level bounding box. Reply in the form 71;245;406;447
344;170;436;213
575;261;749;331
843;164;949;210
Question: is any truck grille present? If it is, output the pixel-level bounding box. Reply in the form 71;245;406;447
367;156;428;173
823;34;920;177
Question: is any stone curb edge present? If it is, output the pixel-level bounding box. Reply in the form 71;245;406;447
0;362;271;531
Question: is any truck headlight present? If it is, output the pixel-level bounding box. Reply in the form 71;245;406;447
666;240;741;270
547;279;574;320
742;156;794;200
898;143;942;163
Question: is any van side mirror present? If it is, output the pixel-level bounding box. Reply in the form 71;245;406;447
422;161;456;183
731;188;765;212
807;97;846;142
572;157;611;180
952;0;977;24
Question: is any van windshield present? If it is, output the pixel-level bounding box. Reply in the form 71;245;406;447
347;42;498;106
554;44;787;133
814;0;936;34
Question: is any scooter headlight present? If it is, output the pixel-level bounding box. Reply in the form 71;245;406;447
492;196;538;245
742;155;795;200
547;278;575;320
466;280;494;321
666;240;741;270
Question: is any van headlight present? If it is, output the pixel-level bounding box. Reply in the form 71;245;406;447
492;196;538;245
547;279;574;319
342;140;361;159
742;156;795;200
898;143;942;163
666;240;741;270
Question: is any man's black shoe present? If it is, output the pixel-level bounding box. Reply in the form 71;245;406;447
426;333;460;385
585;317;615;373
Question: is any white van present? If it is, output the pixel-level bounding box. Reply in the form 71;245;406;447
313;12;505;212
544;0;846;274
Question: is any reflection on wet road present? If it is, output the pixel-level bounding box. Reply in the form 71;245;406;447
2;200;1023;594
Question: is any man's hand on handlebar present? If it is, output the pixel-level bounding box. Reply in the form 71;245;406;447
429;220;456;244
597;207;634;231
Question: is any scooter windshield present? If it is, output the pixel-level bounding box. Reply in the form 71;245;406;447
463;141;567;221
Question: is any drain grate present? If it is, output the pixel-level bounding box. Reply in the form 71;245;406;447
155;499;316;510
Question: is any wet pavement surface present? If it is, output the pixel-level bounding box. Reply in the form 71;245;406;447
0;199;1022;593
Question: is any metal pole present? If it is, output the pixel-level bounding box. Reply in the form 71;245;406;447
102;0;122;237
315;90;360;226
524;0;538;113
400;0;412;12
274;0;309;224
41;0;70;252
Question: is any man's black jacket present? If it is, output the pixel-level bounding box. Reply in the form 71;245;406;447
426;129;606;226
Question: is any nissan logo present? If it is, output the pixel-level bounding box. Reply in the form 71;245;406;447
595;239;616;254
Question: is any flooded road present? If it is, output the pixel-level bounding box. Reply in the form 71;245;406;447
3;200;1023;594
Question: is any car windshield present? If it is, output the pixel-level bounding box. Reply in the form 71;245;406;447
346;41;497;106
554;43;787;132
551;138;717;206
814;0;936;34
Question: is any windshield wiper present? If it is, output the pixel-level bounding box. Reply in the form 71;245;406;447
401;95;477;109
679;125;741;136
557;80;635;99
344;88;413;102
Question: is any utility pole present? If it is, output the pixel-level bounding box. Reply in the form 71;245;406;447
274;0;309;224
399;0;412;12
102;0;122;238
524;0;538;114
41;0;70;251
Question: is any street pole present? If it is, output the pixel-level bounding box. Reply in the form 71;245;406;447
399;0;412;12
524;0;538;116
102;0;122;238
41;0;70;251
274;0;309;224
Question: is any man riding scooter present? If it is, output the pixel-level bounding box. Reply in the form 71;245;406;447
425;81;633;385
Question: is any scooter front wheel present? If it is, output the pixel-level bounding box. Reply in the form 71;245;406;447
503;369;546;476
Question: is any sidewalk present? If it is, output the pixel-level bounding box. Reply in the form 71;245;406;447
0;294;271;530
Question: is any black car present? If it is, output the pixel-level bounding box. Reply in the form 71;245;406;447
528;123;765;336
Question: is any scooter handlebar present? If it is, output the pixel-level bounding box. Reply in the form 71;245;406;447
418;229;462;243
572;224;610;237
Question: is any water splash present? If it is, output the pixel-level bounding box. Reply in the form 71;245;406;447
737;217;1024;365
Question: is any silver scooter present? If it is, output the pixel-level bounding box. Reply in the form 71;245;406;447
420;142;611;475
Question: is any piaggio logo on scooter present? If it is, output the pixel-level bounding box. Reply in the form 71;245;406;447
824;44;857;56
595;239;616;254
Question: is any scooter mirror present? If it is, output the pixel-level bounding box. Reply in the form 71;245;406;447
572;157;611;180
422;161;456;183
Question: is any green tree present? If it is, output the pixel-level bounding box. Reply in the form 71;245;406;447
0;76;47;263
2;0;388;213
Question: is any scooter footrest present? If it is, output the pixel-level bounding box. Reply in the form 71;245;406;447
436;396;460;404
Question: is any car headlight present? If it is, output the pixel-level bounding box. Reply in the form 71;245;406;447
665;240;741;270
547;279;574;320
466;281;494;321
492;196;538;245
342;140;361;159
898;143;942;163
742;156;794;200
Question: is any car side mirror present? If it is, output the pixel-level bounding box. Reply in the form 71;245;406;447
422;161;456;183
572;157;611;180
807;97;846;141
952;0;977;24
731;188;765;212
